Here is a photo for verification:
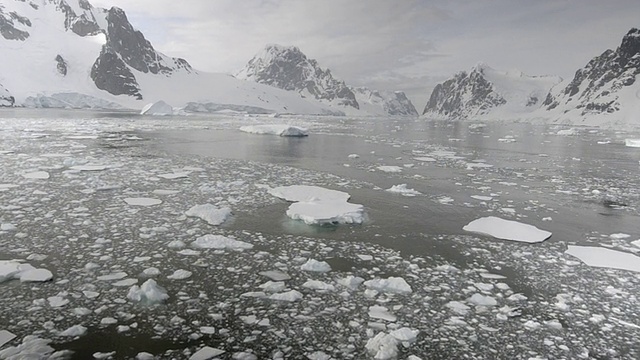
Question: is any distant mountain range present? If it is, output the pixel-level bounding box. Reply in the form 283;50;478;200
236;44;418;116
423;28;640;126
0;0;344;115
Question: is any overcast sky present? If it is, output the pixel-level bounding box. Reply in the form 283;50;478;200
91;0;640;109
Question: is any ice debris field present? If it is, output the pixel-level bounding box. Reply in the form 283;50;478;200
0;115;639;359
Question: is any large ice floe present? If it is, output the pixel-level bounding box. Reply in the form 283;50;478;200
239;124;308;137
269;185;365;225
0;260;53;283
463;216;552;243
185;204;232;226
565;246;640;272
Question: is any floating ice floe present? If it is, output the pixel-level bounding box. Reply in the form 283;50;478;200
185;204;232;226
127;279;169;304
463;216;552;243
69;165;108;171
413;157;436;162
624;139;640;147
363;276;412;294
565;246;640;273
259;270;291;281
0;184;18;192
189;346;225;360
168;269;192;280
157;172;189;180
287;200;365;225
191;234;253;250
0;330;16;348
369;305;397;322
239;124;308;137
22;171;49;179
0;336;71;358
268;185;350;202
0;260;53;283
470;195;493;201
269;290;303;302
377;166;403;173
386;184;421;197
365;332;399;360
300;259;332;272
59;325;87;337
124;198;162;206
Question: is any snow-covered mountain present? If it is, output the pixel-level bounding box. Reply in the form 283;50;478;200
0;83;14;106
543;28;640;125
350;87;418;116
236;45;359;109
0;0;342;115
236;44;418;116
423;63;561;119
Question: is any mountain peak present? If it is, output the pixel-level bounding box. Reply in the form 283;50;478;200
236;44;359;109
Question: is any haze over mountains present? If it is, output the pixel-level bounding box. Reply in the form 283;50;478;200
0;0;639;125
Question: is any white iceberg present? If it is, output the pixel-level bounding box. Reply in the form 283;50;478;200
463;216;552;243
22;171;50;179
239;124;308;137
185;204;232;226
286;200;365;225
565;246;640;273
127;279;169;304
377;166;403;173
141;100;175;115
268;185;350;202
365;332;399;360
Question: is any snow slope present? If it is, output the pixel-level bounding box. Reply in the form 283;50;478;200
0;0;342;115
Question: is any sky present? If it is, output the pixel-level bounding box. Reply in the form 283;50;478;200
91;0;640;110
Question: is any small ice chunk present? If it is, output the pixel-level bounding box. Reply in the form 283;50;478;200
127;279;169;304
189;346;226;360
386;184;421;197
463;216;552;243
22;171;50;179
445;301;470;315
363;277;412;294
124;198;162;206
368;306;397;322
300;259;331;272
468;293;498;306
19;268;53;282
157;172;189;180
113;279;138;287
377;166;402;173
259;270;291;281
268;185;350;202
97;272;128;281
413;157;436;162
167;269;192;280
337;276;365;290
47;296;69;307
200;326;216;334
302;280;335;291
192;235;253;250
185;204;232;226
70;165;107;171
565;246;640;272
142;267;161;276
471;195;493;201
258;281;286;293
389;327;419;343
365;332;399;360
269;290;303;302
624;139;640;147
0;330;16;348
59;325;87;337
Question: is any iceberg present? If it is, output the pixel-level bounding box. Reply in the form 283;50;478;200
127;279;169;304
463;216;552;243
191;234;253;250
239;124;308;137
0;260;53;283
141;100;175;115
185;204;232;226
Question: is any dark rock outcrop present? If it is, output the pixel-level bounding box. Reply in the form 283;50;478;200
55;55;68;76
91;46;142;100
